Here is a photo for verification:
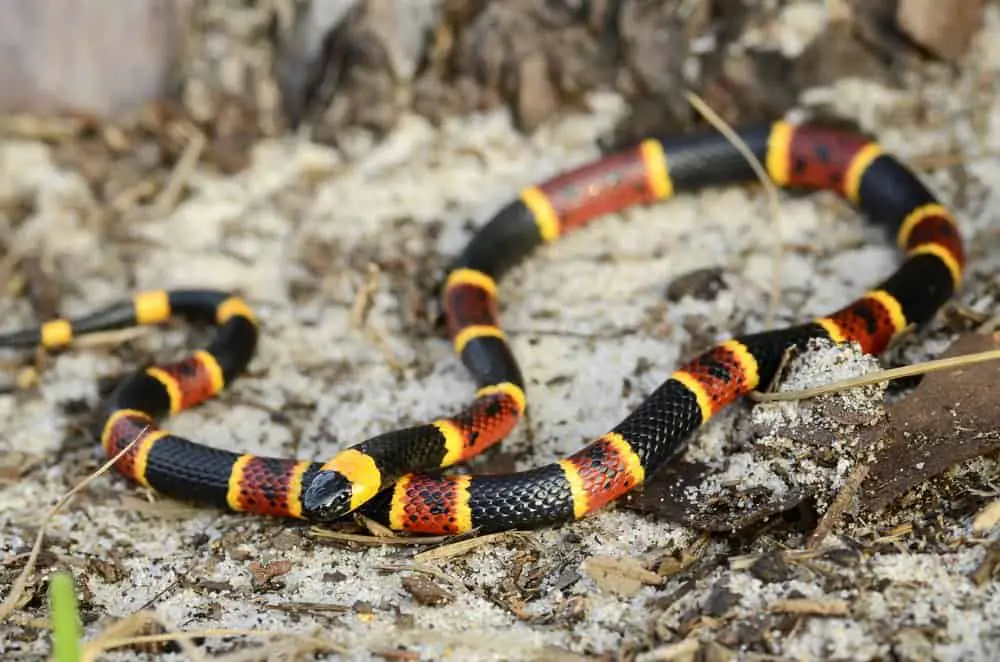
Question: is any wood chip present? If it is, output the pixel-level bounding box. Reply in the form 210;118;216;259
248;560;293;588
580;555;663;598
972;499;1000;534
656;538;708;579
808;462;870;549
969;545;1000;586
636;638;701;662
768;598;849;617
401;574;453;607
413;531;523;562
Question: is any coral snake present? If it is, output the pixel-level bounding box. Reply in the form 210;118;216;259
0;120;964;535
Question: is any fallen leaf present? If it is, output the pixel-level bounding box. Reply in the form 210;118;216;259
862;333;1000;511
624;459;808;532
249;560;293;589
401;574;453;607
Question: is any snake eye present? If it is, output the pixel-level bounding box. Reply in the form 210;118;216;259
301;471;354;521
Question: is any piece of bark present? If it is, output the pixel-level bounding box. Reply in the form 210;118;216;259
896;0;984;61
622;460;809;533
862;332;1000;511
0;0;186;119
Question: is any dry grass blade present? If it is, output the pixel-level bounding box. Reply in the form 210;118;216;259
84;611;202;662
748;347;1000;403
684;90;785;328
307;527;452;546
0;426;148;623
263;601;350;614
413;531;523;562
70;325;153;349
374;560;467;590
870;522;914;545
356;512;396;537
152;123;207;214
807;462;870;549
350;262;382;329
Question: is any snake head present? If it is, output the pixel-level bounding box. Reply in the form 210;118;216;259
301;470;355;521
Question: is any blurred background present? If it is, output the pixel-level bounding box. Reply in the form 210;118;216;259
0;0;985;168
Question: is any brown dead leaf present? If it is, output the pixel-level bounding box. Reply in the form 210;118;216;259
656;535;709;579
624;459;811;533
621;460;712;522
401;574;453;607
580;555;663;598
413;531;524;562
249;560;293;589
862;333;1000;511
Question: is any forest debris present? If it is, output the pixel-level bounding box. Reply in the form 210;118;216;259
249;560;293;589
401;574;453;607
413;532;525;563
807;462;870;549
862;333;1000;511
665;268;727;303
623;459;810;533
636;638;701;662
969;545;1000;586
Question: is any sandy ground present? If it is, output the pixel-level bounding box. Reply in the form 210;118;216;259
3;5;1000;662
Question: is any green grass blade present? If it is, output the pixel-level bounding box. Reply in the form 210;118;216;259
49;571;82;662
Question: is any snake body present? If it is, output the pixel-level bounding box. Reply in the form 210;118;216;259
0;120;964;534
